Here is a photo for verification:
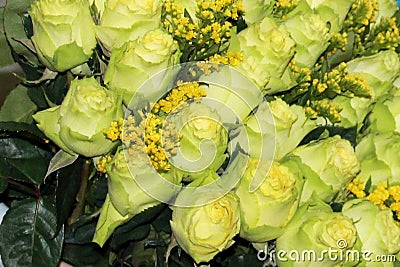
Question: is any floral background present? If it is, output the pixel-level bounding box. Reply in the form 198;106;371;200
0;0;400;267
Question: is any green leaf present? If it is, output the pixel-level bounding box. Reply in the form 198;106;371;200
0;85;37;123
3;0;40;67
0;137;52;185
55;157;82;231
65;214;98;245
0;198;64;267
110;204;166;250
0;7;15;67
0;121;45;138
45;150;78;180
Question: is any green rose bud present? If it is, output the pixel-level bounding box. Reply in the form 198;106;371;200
33;77;123;157
170;189;240;263
274;200;359;267
29;0;97;72
347;50;400;100
229;99;317;161
96;0;162;52
104;29;181;104
283;12;331;68
235;158;304;242
232;17;296;93
291;135;360;203
355;132;400;186
242;0;274;24
305;0;354;33
342;199;400;266
169;102;228;180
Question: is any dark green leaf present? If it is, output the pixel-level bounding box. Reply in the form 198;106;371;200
110;204;166;250
43;73;68;105
55;157;83;231
64;214;98;245
0;121;44;138
0;198;64;267
62;243;108;267
3;0;40;67
27;86;49;109
152;207;172;234
0;137;52;185
0;7;15;67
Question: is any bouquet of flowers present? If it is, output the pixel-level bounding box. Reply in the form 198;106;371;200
0;0;400;266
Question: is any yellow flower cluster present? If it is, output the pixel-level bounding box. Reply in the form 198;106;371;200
153;82;206;114
198;0;244;20
121;114;181;172
207;52;243;66
96;155;112;173
348;179;400;220
307;99;343;123
347;178;366;198
103;118;124;141
344;0;378;31
366;17;400;55
162;0;244;61
313;62;371;98
327;32;348;57
343;0;379;54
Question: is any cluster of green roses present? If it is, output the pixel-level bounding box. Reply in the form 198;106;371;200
26;0;400;265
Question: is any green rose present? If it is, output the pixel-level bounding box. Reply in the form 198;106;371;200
231;16;296;93
229;99;317;161
93;147;181;246
291;135;360;203
305;0;354;33
104;29;181;104
283;12;331;68
346;50;400;100
33;77;123;157
198;65;264;127
368;94;400;134
342;199;400;266
169;102;228;181
274;200;360;267
29;0;96;72
96;0;162;52
355;132;400;186
242;0;274;24
170;189;240;263
235;158;303;242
